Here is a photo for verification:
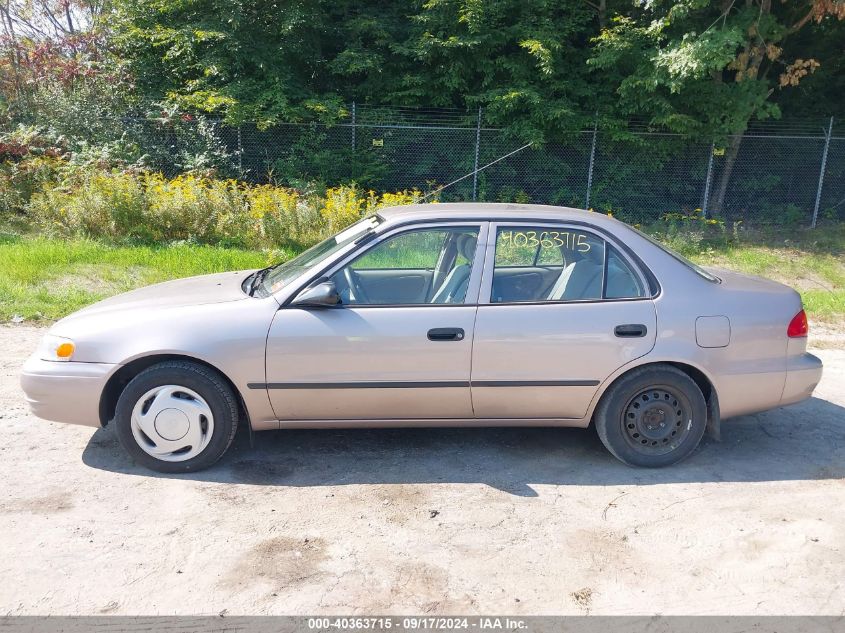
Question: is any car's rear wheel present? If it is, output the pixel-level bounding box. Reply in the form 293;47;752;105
114;361;239;473
594;365;707;467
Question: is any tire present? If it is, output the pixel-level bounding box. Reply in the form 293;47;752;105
594;365;707;468
114;361;239;473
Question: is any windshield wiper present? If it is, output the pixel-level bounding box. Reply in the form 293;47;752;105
248;267;272;296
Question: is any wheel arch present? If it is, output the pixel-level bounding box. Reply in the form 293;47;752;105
589;359;721;438
99;353;247;428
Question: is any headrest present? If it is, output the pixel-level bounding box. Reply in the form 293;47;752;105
457;233;477;261
575;234;603;264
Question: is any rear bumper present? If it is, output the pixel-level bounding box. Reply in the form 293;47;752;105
20;354;115;427
780;352;823;407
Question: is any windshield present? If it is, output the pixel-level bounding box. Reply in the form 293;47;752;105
630;226;720;283
262;215;382;294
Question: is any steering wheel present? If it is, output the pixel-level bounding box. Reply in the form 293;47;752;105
343;267;369;304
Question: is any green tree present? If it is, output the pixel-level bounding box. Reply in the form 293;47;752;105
112;0;604;139
389;0;599;140
589;0;845;214
113;0;412;124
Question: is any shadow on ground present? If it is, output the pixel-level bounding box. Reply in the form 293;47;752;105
81;396;845;497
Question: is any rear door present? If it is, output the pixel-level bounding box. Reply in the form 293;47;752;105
470;222;657;420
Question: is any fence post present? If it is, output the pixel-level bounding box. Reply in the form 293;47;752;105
584;115;598;210
811;116;834;228
472;107;482;201
351;101;357;152
701;143;715;217
237;125;243;173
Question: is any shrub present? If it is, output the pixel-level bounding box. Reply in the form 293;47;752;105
29;170;144;238
269;127;389;188
243;184;302;245
26;168;422;248
0;156;65;218
0;126;69;217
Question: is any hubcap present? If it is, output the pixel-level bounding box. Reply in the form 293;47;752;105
154;409;190;441
130;385;214;462
622;386;692;456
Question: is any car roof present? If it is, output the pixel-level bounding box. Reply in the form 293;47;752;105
376;202;621;229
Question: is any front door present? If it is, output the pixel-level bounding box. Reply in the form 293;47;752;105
471;223;657;420
265;223;487;421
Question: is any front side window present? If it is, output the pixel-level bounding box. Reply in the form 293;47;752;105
332;227;479;305
490;226;645;303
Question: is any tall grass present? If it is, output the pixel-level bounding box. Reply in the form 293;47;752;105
25;171;422;248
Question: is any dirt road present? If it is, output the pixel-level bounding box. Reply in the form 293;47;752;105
1;325;843;615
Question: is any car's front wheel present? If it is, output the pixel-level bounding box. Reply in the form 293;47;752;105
594;365;707;467
114;361;239;473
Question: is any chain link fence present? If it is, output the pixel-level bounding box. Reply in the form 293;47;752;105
212;107;842;227
15;105;843;227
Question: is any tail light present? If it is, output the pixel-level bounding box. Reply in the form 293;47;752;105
787;309;809;338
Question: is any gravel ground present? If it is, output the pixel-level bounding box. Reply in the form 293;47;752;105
1;324;844;615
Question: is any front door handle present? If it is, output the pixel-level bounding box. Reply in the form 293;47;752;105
428;327;465;342
615;323;647;338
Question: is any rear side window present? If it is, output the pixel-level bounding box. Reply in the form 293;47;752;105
494;229;567;266
490;226;646;303
606;247;646;299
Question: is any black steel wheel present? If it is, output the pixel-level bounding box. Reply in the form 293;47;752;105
621;385;694;456
595;365;707;467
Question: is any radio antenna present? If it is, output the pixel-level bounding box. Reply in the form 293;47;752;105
422;142;533;201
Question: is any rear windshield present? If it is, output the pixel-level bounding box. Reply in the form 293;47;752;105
630;226;720;283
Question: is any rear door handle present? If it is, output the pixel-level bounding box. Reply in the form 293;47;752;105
428;327;465;342
615;323;647;338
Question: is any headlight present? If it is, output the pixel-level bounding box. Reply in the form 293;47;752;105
39;335;76;362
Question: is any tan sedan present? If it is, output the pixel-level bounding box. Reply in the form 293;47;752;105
21;204;823;471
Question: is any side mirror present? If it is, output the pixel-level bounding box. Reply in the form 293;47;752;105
291;280;341;308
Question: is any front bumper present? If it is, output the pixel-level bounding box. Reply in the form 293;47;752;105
20;354;116;427
781;352;823;407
